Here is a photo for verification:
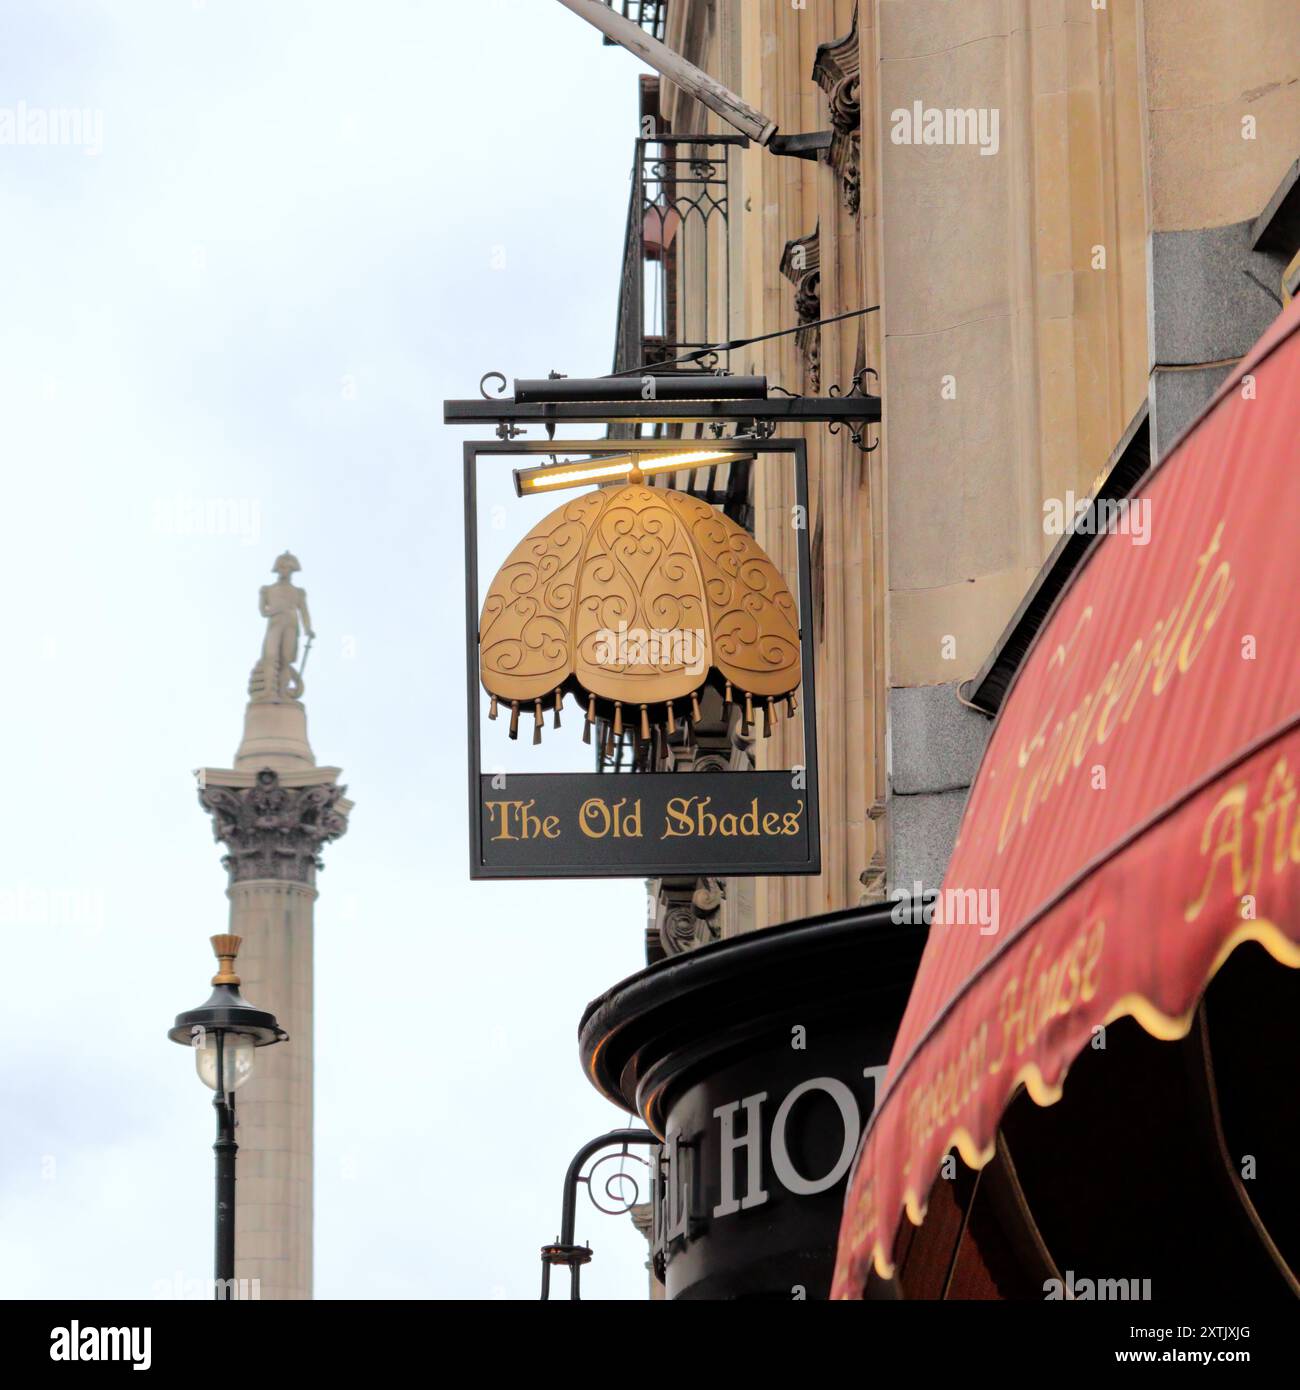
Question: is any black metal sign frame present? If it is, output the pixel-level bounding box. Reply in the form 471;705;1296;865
464;438;820;880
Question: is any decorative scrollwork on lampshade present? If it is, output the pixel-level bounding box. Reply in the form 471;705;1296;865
479;483;801;746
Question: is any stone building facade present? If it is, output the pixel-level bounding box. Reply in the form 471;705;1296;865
602;0;1300;953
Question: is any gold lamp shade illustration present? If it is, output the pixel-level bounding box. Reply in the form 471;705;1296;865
480;480;801;747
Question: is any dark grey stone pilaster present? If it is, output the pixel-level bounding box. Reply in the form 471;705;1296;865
1148;220;1290;457
887;682;991;895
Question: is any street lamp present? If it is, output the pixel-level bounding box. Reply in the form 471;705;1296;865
167;935;286;1298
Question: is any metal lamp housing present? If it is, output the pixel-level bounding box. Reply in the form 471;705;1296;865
168;981;288;1057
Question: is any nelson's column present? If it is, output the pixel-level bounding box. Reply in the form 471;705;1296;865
195;551;351;1299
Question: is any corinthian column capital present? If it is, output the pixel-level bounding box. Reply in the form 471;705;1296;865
197;766;351;887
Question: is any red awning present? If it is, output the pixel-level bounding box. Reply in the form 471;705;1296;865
833;298;1300;1297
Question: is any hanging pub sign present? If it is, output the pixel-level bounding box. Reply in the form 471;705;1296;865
461;437;820;879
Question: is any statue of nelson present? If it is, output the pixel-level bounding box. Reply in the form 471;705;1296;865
249;551;315;703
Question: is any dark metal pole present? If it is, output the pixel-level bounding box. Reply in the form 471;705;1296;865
213;1033;237;1298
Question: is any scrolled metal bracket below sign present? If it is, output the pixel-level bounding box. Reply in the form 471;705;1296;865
540;1127;659;1301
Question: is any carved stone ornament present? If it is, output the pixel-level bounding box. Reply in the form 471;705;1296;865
200;769;348;885
860;799;887;902
812;7;862;216
657;875;724;956
780;227;822;393
479;482;802;746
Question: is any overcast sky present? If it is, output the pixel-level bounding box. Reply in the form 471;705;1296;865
0;0;655;1299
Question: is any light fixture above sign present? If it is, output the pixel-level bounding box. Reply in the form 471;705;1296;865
512;374;768;404
513;448;755;496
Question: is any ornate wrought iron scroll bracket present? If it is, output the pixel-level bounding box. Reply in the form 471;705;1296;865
827;366;880;452
479;371;525;440
450;340;879;451
541;1128;659;1301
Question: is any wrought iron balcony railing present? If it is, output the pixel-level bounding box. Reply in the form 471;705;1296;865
598;1;667;44
613;134;742;379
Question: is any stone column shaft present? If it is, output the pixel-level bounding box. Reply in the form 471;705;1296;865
227;879;315;1300
197;762;349;1299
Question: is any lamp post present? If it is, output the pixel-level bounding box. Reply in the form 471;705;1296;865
168;935;287;1298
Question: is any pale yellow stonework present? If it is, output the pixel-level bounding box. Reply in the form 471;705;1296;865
652;0;1300;927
